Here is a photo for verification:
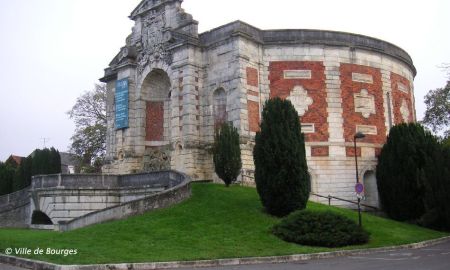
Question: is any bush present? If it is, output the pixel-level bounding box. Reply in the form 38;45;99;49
376;123;438;221
13;148;61;192
420;145;450;230
13;156;32;191
212;122;242;187
273;210;369;247
253;98;310;217
31;147;61;176
0;162;15;195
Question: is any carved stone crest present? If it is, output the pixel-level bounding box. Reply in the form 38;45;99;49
137;12;172;73
287;85;313;116
354;89;375;118
142;147;171;172
400;99;410;122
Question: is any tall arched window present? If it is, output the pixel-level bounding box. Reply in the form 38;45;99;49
213;88;227;129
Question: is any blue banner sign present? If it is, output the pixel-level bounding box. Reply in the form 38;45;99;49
115;78;129;130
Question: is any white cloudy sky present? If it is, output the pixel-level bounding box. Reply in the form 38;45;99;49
0;0;449;161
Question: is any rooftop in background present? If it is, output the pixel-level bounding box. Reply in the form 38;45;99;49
5;155;24;167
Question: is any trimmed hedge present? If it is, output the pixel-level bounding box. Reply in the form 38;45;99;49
273;210;369;247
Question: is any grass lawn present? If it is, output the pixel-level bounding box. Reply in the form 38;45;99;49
0;183;447;265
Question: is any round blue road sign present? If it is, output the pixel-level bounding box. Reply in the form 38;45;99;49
355;183;364;194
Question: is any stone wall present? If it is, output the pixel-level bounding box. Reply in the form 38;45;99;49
0;188;31;228
0;171;191;230
56;178;190;232
257;44;414;205
100;0;416;207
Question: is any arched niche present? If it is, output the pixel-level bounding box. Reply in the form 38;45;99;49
173;142;185;172
213;88;227;129
141;69;171;142
363;170;379;208
308;169;317;194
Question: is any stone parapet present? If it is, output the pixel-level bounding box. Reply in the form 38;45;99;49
0;171;191;230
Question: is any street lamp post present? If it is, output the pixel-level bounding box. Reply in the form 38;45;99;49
354;132;365;227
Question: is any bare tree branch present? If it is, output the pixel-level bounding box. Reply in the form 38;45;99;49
67;84;107;170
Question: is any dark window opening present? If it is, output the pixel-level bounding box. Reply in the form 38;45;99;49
31;211;53;225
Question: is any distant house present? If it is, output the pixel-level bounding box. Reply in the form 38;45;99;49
60;152;80;174
5;155;24;168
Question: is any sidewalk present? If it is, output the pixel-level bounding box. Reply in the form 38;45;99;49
1;236;450;270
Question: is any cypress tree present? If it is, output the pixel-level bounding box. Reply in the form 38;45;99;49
0;162;15;195
12;148;61;192
50;147;62;174
212;122;242;187
13;156;32;191
421;143;450;230
376;123;437;221
253;98;310;217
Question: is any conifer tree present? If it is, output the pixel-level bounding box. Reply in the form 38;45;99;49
421;143;450;230
0;162;15;195
212;122;242;187
253;98;310;217
376;123;437;221
12;148;61;191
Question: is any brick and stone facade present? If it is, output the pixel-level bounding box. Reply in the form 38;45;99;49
101;0;416;207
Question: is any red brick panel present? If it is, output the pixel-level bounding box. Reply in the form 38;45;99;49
213;88;227;130
248;100;260;132
246;67;259;87
311;146;329;157
340;64;386;145
268;61;328;142
214;104;227;130
146;101;164;141
391;72;414;124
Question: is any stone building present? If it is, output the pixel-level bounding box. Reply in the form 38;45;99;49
101;0;416;206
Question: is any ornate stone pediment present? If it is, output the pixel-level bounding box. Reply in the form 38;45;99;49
104;0;199;74
130;0;178;20
136;11;173;73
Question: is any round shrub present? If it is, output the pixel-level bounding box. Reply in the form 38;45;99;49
272;210;369;247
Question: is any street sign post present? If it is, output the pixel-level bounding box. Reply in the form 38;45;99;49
355;182;364;194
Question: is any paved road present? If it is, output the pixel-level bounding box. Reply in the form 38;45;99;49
0;263;26;270
1;241;450;270
178;241;450;270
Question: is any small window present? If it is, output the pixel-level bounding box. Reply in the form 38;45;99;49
68;165;75;174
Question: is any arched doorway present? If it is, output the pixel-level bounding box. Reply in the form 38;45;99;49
363;170;379;208
141;69;171;142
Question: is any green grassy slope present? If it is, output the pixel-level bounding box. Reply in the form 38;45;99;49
0;183;447;264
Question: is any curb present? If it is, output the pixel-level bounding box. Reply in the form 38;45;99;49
1;236;450;270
